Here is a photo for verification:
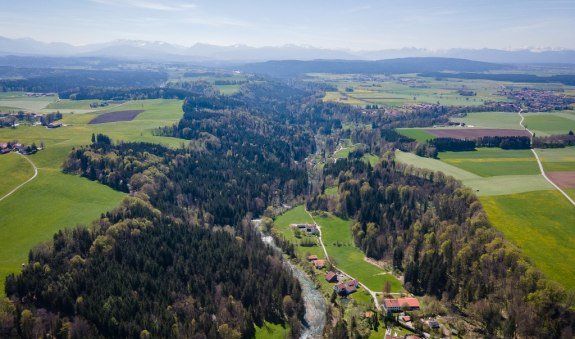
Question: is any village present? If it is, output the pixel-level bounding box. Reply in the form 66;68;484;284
0;111;63;129
290;222;443;338
0;141;41;155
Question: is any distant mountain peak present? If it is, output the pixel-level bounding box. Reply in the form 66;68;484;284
0;35;574;64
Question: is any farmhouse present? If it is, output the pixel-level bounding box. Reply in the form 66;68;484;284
313;259;327;269
382;297;420;313
334;280;359;295
306;254;318;261
305;224;319;235
325;271;338;282
48;121;62;128
290;223;319;235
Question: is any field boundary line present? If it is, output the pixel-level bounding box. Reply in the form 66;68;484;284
304;208;382;311
0;153;38;203
518;109;575;207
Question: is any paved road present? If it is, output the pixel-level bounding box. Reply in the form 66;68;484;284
0;153;38;203
304;208;382;311
518;109;575;207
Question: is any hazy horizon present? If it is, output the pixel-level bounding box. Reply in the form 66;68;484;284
1;0;574;51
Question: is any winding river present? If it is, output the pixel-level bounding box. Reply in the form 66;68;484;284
260;233;327;338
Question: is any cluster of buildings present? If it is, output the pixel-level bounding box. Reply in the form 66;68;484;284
0;111;63;128
305;255;326;269
290;223;319;235
0;142;38;155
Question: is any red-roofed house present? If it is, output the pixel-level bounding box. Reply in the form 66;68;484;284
306;254;318;261
334;281;358;295
325;271;338;283
346;280;358;288
382;297;420;313
313;259;327;269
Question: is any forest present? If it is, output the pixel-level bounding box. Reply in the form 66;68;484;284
2;77;574;338
308;156;574;337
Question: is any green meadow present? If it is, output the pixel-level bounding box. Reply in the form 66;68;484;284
255;322;290;339
334;146;354;159
273;205;324;259
524;113;575;136
313;213;403;293
0;93;57;112
0;168;125;293
0;153;35;197
535;147;575;172
0;98;186;291
395;150;552;195
273;206;402;294
438;148;541;177
481;190;575;290
396;128;436;142
450;111;522;130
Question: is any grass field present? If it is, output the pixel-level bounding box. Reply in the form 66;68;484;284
450;112;522;129
481;190;575;290
395;150;553;195
524;113;575;136
215;84;241;95
334;147;354;159
273;205;324;258
396;128;436;142
0;153;35;197
0;98;186;292
0;93;56;111
255;321;290;339
0;168;125;293
438;148;541;177
313;213;403;293
534;147;575;172
273;206;402;294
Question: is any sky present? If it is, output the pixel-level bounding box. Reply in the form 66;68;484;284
1;0;574;50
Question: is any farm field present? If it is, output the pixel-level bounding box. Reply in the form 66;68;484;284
450;112;522;130
0;168;125;293
480;190;575;290
0;98;185;291
424;128;531;138
395;150;553;195
46;99;107;110
396;128;436;142
523;113;575;136
547;172;575;189
0;92;57;111
438;148;541;177
88;109;144;124
535;147;575;172
313;75;507;107
0;153;35;197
